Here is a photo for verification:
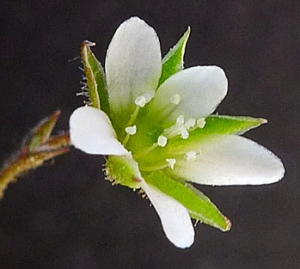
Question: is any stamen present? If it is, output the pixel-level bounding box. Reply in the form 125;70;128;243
125;125;137;135
176;115;185;125
134;135;168;160
139;163;169;172
166;158;176;169
135;91;155;107
197;118;206;128
179;127;189;139
185;151;197;161
123;125;137;145
163;115;190;139
163;115;198;140
157;135;168;147
135;96;147;107
134;143;158;160
184;118;196;129
170;94;181;105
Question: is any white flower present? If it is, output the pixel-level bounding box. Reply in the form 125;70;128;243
69;17;285;248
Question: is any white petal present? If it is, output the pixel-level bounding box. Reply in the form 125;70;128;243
172;135;285;185
69;106;128;155
149;66;228;124
105;17;161;118
141;181;194;248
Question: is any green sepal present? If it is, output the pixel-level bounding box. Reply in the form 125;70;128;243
186;115;267;143
25;110;61;151
136;114;266;167
158;27;190;86
164;115;266;153
81;41;110;115
203;115;267;135
143;170;231;231
105;155;141;189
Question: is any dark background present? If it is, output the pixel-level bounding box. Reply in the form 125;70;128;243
0;1;299;268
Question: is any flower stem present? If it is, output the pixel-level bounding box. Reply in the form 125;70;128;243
0;133;71;198
122;106;141;146
0;110;72;199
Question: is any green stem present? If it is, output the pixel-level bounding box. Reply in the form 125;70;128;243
0;133;71;198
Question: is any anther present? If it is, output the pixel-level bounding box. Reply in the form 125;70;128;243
197;118;206;128
125;125;137;135
135;96;147;107
166;158;176;169
179;127;189;139
185;151;197;161
157;135;168;147
170;94;181;105
135;91;155;107
184;118;196;129
176;115;185;125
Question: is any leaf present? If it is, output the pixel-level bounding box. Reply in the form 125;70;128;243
25;110;61;151
158;27;190;86
0;146;69;198
0;112;70;198
143;170;231;231
34;132;70;152
80;41;110;115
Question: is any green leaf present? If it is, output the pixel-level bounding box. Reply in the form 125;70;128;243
143;170;231;231
0;111;70;199
26;110;61;150
81;41;110;115
158;27;190;86
0;147;70;198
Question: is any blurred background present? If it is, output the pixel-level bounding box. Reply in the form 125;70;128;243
0;1;299;268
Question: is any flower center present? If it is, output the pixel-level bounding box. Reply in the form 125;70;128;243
119;92;206;172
